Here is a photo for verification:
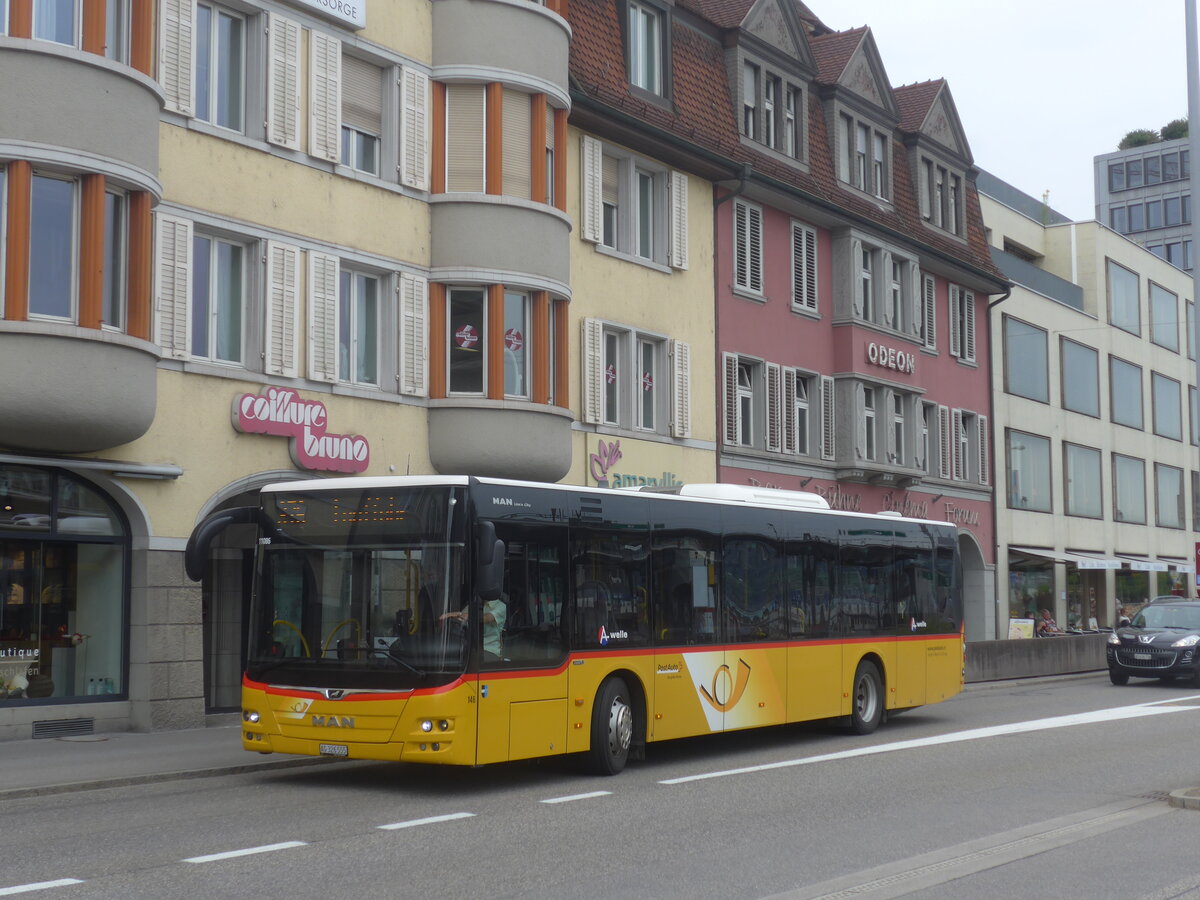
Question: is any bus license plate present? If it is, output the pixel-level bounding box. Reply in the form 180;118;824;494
319;744;349;757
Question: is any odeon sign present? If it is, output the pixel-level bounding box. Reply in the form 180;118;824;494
233;389;370;474
865;341;916;375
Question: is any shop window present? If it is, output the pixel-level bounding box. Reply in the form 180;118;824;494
0;466;128;705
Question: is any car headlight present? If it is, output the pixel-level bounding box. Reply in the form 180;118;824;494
1172;634;1200;648
1108;632;1121;645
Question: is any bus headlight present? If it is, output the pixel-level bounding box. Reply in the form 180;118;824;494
420;720;433;732
243;710;260;724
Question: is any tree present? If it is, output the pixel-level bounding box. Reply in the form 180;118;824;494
1161;118;1189;140
1118;129;1160;150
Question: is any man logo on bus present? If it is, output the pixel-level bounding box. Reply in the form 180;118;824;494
597;626;629;646
698;658;752;712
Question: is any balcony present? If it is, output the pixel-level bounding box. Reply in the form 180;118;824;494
428;399;573;482
0;322;159;453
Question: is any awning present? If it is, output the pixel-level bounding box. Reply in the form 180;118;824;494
1115;555;1168;572
1158;558;1195;574
1009;546;1123;569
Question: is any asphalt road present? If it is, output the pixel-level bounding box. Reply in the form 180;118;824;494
4;674;1200;899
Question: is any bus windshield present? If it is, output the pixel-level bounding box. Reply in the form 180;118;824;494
246;485;470;689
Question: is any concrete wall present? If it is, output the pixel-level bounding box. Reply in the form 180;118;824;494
965;634;1108;682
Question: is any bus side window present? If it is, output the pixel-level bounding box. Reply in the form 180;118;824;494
651;538;717;645
490;527;567;666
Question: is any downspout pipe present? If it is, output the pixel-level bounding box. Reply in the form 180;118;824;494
986;284;1010;640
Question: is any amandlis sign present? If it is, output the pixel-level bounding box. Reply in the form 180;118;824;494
233;388;370;474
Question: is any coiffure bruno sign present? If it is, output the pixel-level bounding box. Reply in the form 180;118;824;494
233;388;370;473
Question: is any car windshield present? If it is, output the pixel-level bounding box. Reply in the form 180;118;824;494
245;485;471;689
1131;605;1200;631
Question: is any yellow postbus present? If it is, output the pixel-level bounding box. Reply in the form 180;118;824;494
186;476;964;775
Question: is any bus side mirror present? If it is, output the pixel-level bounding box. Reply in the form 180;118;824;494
476;521;505;602
184;506;263;581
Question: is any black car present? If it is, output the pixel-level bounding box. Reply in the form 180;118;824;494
1107;600;1200;686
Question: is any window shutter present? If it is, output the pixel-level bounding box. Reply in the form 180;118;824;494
582;318;604;424
880;251;893;327
307;251;340;382
938;405;951;478
158;0;194;116
670;339;691;438
580;135;603;243
669;171;689;270
913;405;927;472
952;408;964;480
884;389;897;462
342;54;382;136
265;241;300;377
266;14;301;150
734;202;748;289
154;213;192;359
792;223;817;311
400;272;428;396
309;31;342;162
765;362;782;452
854;383;867;459
446;83;485;192
922;273;936;349
723;353;740;444
908;264;921;338
782;369;797;454
978;414;990;485
748;204;762;292
948;284;961;358
850;239;864;317
964;289;976;362
820;375;836;460
502;88;531;200
400;67;429;189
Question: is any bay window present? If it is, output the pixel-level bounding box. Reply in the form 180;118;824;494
29;175;76;321
449;288;486;394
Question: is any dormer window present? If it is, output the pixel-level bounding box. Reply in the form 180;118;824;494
918;155;965;237
739;55;806;162
627;0;664;96
839;112;890;200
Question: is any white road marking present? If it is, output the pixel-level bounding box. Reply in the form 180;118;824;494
661;697;1200;785
0;880;85;896
183;841;308;863
541;791;612;804
377;812;476;830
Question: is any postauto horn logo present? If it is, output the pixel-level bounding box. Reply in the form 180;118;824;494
699;658;752;712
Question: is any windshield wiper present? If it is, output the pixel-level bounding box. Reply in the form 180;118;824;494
377;645;427;678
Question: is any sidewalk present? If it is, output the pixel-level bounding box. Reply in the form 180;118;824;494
0;719;335;800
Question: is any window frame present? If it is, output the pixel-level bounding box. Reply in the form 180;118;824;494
1113;453;1147;524
1151;371;1183;441
1003;315;1049;403
102;189;127;331
1006;429;1052;513
837;110;891;201
32;0;78;46
1109;355;1144;429
337;267;381;386
1062;441;1102;519
1106;259;1141;336
28;172;78;323
447;286;487;397
1155;462;1185;529
1149;282;1179;352
1060;337;1099;418
596;322;669;434
194;0;247;133
190;230;246;365
625;0;667;98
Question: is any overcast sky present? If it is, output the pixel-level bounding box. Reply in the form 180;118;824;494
824;1;1192;222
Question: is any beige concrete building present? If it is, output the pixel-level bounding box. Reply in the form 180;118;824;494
980;171;1197;640
0;0;718;739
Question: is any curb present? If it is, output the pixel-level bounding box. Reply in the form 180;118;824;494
1168;787;1200;811
0;755;344;801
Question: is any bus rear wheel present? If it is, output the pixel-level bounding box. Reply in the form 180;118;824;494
588;677;633;776
849;661;883;735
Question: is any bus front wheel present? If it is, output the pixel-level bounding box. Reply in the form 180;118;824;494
849;661;883;735
588;677;633;776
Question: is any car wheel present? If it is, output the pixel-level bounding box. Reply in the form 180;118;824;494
588;677;633;776
1109;669;1129;686
849;660;884;734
